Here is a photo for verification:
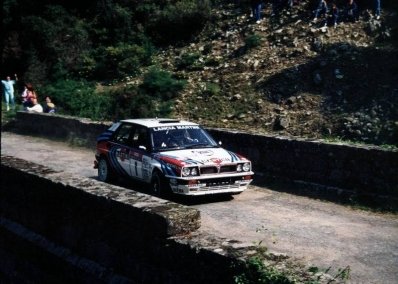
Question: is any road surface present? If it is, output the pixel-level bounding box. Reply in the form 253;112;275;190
1;131;397;283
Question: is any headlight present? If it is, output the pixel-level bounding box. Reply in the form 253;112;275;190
182;167;199;177
190;167;198;176
237;163;250;172
242;162;251;172
237;164;243;172
182;167;191;176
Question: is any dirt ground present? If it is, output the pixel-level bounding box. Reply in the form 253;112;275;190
1;131;398;283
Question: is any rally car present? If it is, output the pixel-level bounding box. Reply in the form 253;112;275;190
94;118;253;196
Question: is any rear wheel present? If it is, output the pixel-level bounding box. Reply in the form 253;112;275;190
98;158;113;182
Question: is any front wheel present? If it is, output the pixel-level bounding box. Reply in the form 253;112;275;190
98;158;113;182
151;171;170;197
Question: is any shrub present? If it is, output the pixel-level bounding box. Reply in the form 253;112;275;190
40;79;113;120
93;43;153;80
105;85;175;120
245;33;263;49
234;257;293;284
140;67;186;100
202;82;221;97
176;52;201;70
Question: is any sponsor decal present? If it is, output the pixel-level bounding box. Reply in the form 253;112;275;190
129;151;143;162
193;150;214;156
210;158;224;165
200;157;231;164
176;125;200;130
152;125;200;131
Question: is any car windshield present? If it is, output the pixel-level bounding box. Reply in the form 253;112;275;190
151;125;218;151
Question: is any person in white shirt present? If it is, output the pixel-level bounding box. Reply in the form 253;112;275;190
1;74;17;111
27;98;43;113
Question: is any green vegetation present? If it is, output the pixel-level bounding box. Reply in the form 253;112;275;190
307;265;351;283
2;0;397;145
245;33;263;49
322;136;398;151
234;257;293;284
176;52;203;70
1;0;210;121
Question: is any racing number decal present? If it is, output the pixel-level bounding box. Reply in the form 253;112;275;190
134;161;138;176
129;150;144;180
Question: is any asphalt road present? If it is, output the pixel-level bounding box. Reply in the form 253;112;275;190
1;132;397;283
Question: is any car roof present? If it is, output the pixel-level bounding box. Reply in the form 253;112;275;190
120;118;199;128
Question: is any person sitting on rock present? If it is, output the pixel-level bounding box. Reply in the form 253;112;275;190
43;96;56;113
313;0;328;22
23;83;37;110
27;98;43;113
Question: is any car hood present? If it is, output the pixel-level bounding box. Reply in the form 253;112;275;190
156;148;247;167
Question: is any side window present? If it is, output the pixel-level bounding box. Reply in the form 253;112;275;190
113;124;133;145
131;127;150;150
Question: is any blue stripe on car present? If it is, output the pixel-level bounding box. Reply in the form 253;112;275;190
109;146;129;177
227;151;239;162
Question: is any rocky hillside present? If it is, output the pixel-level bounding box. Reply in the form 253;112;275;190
152;1;398;146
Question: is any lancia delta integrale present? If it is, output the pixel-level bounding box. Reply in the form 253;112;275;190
94;118;253;196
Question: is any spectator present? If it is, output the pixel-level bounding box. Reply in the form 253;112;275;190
21;84;29;107
374;0;381;19
313;0;328;22
27;98;43;113
287;0;300;8
43;96;56;113
345;0;359;22
271;0;283;16
251;0;262;23
1;74;17;111
23;83;37;109
328;3;339;28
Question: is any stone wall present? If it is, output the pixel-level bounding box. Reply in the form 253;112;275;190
209;129;398;199
5;112;398;200
0;156;251;283
4;112;110;149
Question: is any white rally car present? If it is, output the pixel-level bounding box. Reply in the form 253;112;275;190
94;118;253;196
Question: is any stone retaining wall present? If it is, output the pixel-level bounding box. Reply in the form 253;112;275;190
209;129;398;199
5;112;398;200
0;156;251;283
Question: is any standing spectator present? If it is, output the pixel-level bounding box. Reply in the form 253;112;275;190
313;0;328;22
345;0;359;22
328;3;339;28
374;0;381;19
1;74;17;111
43;96;56;113
251;0;262;23
271;0;283;16
287;0;300;8
27;98;43;113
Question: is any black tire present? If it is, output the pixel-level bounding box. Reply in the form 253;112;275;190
151;171;169;197
98;157;114;182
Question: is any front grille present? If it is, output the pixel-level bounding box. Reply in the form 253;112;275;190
200;166;218;175
220;165;236;173
200;164;237;175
